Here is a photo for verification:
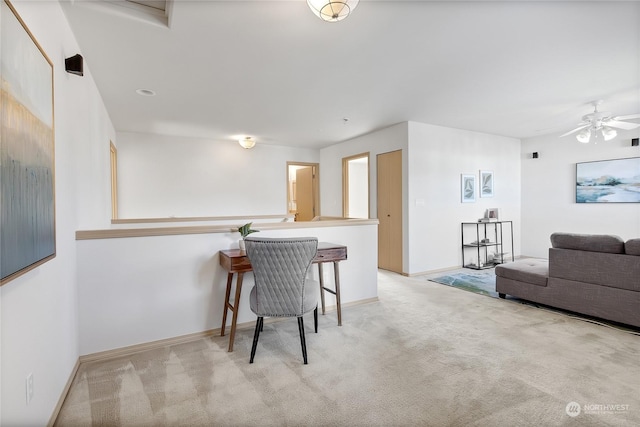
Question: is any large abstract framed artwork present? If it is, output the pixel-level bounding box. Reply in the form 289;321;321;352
1;0;56;285
576;157;640;203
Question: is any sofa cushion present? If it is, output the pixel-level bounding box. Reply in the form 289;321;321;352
625;239;640;256
495;259;548;287
549;248;640;292
550;232;624;254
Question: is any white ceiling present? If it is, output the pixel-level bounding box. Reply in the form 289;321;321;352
60;0;640;149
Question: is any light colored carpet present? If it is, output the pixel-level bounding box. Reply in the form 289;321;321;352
55;270;640;426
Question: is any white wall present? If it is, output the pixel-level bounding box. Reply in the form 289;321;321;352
521;130;640;258
0;1;116;425
76;223;378;355
8;5;634;425
407;122;522;274
321;123;408;271
117;132;319;218
320;121;522;275
320;123;409;219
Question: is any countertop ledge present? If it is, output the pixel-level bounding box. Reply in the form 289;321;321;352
76;218;379;240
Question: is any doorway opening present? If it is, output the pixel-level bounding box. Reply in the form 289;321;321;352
342;153;369;218
287;162;319;221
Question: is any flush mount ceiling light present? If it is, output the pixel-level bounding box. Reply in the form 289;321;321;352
135;88;156;96
307;0;359;22
238;137;256;149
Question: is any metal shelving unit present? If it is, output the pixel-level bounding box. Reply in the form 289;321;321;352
461;221;514;269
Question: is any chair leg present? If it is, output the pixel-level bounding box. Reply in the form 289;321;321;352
297;317;308;364
250;317;263;363
314;306;318;333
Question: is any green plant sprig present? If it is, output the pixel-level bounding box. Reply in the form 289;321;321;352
238;222;259;239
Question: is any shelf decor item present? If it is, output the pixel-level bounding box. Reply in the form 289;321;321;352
487;208;499;220
237;222;259;251
461;174;476;203
480;170;494;197
1;0;56;285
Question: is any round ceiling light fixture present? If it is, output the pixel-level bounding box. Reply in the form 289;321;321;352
238;136;256;149
307;0;359;22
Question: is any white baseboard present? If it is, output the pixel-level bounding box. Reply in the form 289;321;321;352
48;358;80;427
78;297;379;364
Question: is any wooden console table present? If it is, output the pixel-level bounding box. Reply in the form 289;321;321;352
219;242;347;352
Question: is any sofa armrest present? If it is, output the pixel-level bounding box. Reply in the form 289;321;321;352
626;239;640;256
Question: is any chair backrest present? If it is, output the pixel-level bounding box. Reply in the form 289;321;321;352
245;236;318;317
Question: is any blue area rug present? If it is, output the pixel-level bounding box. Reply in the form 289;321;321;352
428;270;640;334
428;270;498;298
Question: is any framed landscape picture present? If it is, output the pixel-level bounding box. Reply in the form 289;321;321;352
1;0;56;285
461;174;476;203
576;157;640;203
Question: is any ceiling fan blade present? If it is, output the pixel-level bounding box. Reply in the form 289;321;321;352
604;119;640;130
560;124;589;137
612;113;640;121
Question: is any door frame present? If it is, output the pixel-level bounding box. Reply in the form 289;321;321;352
342;152;370;218
110;141;118;220
376;149;403;274
286;162;320;220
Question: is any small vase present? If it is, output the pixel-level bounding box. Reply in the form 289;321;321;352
238;239;245;251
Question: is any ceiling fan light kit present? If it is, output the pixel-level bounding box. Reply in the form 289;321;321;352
307;0;359;22
561;100;640;144
601;127;617;141
576;127;617;144
576;130;590;144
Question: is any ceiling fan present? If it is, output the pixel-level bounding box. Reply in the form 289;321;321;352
561;100;640;143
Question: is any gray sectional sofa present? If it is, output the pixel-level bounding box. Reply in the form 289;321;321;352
495;232;640;328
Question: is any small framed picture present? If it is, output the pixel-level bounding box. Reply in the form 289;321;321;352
480;170;494;197
461;174;476;203
487;208;499;219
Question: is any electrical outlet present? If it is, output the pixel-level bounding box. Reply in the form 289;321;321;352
26;373;34;405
